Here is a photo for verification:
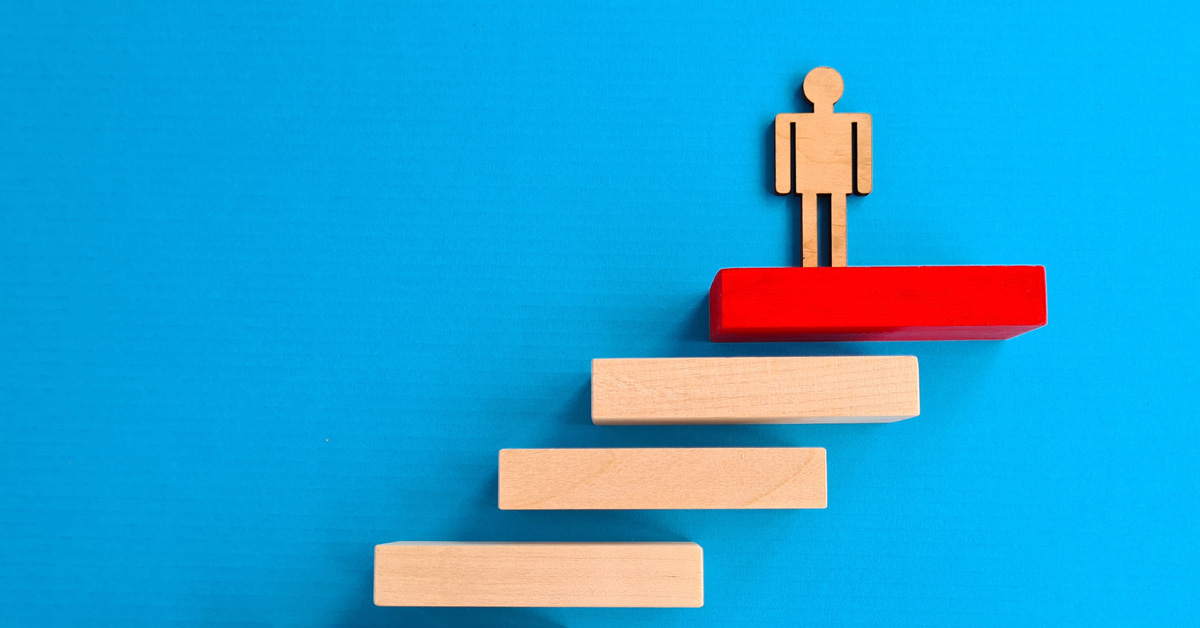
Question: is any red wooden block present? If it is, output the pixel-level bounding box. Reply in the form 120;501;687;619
710;266;1047;342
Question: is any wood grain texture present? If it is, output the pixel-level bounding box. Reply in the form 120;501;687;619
374;542;703;607
710;265;1047;342
774;67;871;267
592;356;918;425
499;448;826;510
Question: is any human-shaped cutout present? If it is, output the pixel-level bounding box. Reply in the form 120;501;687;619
775;67;872;267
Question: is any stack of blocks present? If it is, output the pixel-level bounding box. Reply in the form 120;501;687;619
373;67;1048;609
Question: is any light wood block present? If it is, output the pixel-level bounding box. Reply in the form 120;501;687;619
499;448;826;510
374;542;703;607
592;356;919;425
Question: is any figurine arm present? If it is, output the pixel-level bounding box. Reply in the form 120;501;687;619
775;114;795;194
854;114;872;195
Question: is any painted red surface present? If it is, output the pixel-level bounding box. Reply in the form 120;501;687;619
709;266;1047;342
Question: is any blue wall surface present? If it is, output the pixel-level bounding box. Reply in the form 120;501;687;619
2;1;1198;626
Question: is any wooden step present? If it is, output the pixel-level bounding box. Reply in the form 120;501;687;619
709;265;1047;341
374;541;703;607
499;447;826;510
592;356;919;424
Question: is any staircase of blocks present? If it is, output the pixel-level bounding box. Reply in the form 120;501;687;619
372;67;1049;609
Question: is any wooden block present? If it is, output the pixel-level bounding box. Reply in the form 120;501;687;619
775;67;871;267
592;356;918;425
374;542;703;607
710;265;1047;342
499;448;826;510
830;193;848;267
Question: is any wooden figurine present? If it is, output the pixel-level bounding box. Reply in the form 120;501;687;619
775;66;872;267
592;356;918;424
499;447;827;510
374;542;704;607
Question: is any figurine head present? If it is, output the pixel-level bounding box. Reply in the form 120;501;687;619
803;67;844;110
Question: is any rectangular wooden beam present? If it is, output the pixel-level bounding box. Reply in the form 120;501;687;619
374;542;703;607
499;448;826;510
710;265;1047;341
592;356;919;425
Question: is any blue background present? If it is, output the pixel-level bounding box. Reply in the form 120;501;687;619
2;1;1197;626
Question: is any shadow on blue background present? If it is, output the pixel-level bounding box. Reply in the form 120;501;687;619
2;1;1198;626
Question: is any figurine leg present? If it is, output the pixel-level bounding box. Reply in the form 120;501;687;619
801;193;818;267
831;193;847;267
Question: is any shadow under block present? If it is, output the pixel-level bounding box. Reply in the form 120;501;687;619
592;356;919;425
709;265;1047;341
499;448;827;510
373;542;704;607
